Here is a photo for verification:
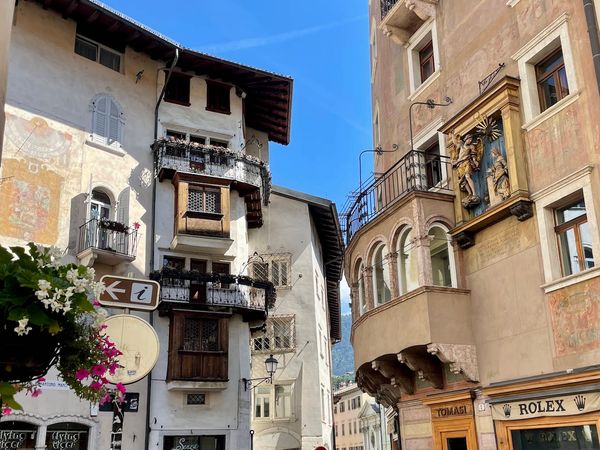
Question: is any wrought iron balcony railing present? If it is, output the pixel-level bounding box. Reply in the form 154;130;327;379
152;139;272;205
77;218;138;259
341;150;452;244
380;0;400;19
151;269;276;313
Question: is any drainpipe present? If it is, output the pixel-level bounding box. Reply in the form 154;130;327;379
583;0;600;95
144;47;179;450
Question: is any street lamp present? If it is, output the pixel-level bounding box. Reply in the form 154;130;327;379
242;354;279;391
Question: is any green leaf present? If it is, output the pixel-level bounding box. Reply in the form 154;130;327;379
0;246;13;267
0;382;16;397
48;321;62;335
72;295;94;312
7;307;27;321
27;304;53;326
2;395;23;410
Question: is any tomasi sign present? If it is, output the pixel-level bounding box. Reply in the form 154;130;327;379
491;392;600;420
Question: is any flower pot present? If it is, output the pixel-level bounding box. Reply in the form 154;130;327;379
0;323;59;383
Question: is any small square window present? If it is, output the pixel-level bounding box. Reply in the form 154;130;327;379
188;186;221;215
186;393;206;405
206;80;231;114
75;36;98;62
536;47;569;112
165;72;191;106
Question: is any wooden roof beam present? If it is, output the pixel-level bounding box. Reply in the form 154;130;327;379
86;10;100;23
62;0;78;19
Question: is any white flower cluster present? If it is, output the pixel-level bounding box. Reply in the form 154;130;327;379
35;245;64;269
14;318;32;336
33;267;105;317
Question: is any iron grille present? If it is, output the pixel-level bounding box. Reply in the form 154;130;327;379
186;393;206;405
252;316;295;352
183;318;218;352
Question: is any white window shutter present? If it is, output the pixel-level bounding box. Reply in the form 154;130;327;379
117;187;130;225
93;96;108;145
108;98;121;146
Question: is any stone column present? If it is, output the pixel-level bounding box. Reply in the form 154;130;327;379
387;251;400;299
35;424;47;450
363;266;375;311
350;282;359;319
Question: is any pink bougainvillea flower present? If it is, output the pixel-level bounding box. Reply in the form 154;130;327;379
31;388;42;398
99;394;113;405
116;383;126;395
75;369;90;381
90;381;103;391
91;365;106;377
1;406;12;415
38;377;46;383
132;222;141;230
108;363;120;375
92;299;101;306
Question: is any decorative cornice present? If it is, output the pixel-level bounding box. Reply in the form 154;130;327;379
427;343;480;382
530;165;594;201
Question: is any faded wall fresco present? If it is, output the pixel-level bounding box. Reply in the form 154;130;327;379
0;110;81;245
549;278;600;357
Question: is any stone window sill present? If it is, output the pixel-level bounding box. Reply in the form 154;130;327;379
522;91;580;132
542;266;600;294
85;137;126;157
409;70;441;102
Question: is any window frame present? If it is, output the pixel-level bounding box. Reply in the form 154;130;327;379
418;40;435;83
206;80;232;115
428;224;457;288
252;315;295;353
164;72;192;106
89;93;125;150
532;166;600;291
74;34;122;73
252;382;295;420
251;255;292;289
407;18;440;98
371;243;392;306
186;184;223;219
554;199;593;276
535;47;569;112
512;13;579;130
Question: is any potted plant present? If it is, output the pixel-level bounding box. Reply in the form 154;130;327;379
98;217;130;234
0;243;125;414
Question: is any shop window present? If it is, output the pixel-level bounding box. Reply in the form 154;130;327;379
372;243;391;306
429;225;455;287
397;228;418;295
536;48;569;112
164;72;191;106
510;424;600;450
0;421;37;449
163;435;225;450
206;80;231;114
555;198;594;276
46;423;89;450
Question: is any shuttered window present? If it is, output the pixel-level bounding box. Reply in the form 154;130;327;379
91;94;124;147
188;187;221;214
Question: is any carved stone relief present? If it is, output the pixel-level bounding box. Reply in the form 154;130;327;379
427;343;480;382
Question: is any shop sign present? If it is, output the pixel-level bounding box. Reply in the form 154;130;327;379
431;400;474;421
48;431;81;449
491;392;600;420
0;430;33;449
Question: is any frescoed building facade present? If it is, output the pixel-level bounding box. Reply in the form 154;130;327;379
0;1;342;450
343;1;600;450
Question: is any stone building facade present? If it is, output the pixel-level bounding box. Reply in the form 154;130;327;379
343;1;600;450
0;1;342;450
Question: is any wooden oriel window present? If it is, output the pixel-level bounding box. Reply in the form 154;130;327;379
536;48;569;112
164;72;191;106
167;311;228;381
206;80;231;114
555;198;594;276
188;186;221;215
419;40;435;83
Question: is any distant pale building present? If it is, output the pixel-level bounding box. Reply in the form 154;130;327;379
358;399;389;450
333;383;367;450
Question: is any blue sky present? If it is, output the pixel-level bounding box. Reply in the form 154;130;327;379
102;0;373;313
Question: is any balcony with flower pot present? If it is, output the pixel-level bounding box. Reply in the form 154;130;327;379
76;218;138;267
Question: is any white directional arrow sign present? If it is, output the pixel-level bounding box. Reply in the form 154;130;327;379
98;276;160;311
105;280;127;300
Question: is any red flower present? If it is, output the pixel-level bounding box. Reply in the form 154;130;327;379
91;365;106;377
132;222;141;230
90;381;103;391
116;383;126;395
75;369;90;381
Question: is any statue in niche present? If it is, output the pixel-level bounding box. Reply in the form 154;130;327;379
487;147;510;205
449;131;483;208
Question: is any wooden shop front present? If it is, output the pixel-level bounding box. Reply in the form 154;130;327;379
424;392;479;450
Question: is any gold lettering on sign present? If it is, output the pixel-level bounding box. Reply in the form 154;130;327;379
431;401;473;421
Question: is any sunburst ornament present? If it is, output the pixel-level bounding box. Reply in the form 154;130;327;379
475;114;501;142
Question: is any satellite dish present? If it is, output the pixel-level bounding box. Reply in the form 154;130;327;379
103;314;160;385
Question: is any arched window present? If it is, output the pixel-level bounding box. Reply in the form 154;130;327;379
45;422;90;450
90;93;124;147
0;421;37;449
372;243;391;306
355;260;367;315
429;225;456;287
397;228;418;294
89;189;112;221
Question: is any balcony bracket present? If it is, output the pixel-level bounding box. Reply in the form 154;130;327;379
398;350;443;389
380;0;438;45
453;231;475;249
427;343;479;382
509;199;534;221
372;359;415;395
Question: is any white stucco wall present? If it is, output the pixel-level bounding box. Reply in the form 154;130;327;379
0;0;15;162
248;192;334;450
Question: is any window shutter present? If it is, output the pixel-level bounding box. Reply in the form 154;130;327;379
117;187;130;225
108;98;121;145
93;96;108;144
